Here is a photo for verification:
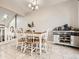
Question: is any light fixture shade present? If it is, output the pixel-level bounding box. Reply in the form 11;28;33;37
32;1;36;5
31;7;34;10
35;5;39;9
28;0;39;10
28;4;32;7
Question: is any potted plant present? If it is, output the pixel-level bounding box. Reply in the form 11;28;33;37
27;21;35;32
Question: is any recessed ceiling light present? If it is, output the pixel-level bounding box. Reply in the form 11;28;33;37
3;14;8;19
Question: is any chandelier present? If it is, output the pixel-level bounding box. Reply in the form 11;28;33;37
28;0;39;11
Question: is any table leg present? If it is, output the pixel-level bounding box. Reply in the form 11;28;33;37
39;34;42;55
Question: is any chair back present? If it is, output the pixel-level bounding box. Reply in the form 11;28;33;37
26;29;35;43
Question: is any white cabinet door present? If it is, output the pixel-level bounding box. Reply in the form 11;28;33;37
53;35;59;43
71;36;79;47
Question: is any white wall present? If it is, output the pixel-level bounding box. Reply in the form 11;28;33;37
17;16;32;29
69;0;78;27
24;1;71;32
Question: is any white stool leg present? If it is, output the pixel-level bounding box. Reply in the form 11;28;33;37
23;45;27;53
31;44;33;56
21;44;24;52
44;43;47;53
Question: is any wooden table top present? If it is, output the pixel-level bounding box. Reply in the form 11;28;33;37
24;31;45;34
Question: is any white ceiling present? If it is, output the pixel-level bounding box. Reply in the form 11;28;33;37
0;0;68;16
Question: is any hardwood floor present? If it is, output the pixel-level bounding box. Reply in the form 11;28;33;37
0;41;79;59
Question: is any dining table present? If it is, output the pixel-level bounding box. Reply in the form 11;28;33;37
16;31;45;55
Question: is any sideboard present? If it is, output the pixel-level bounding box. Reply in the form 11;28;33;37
53;31;79;47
